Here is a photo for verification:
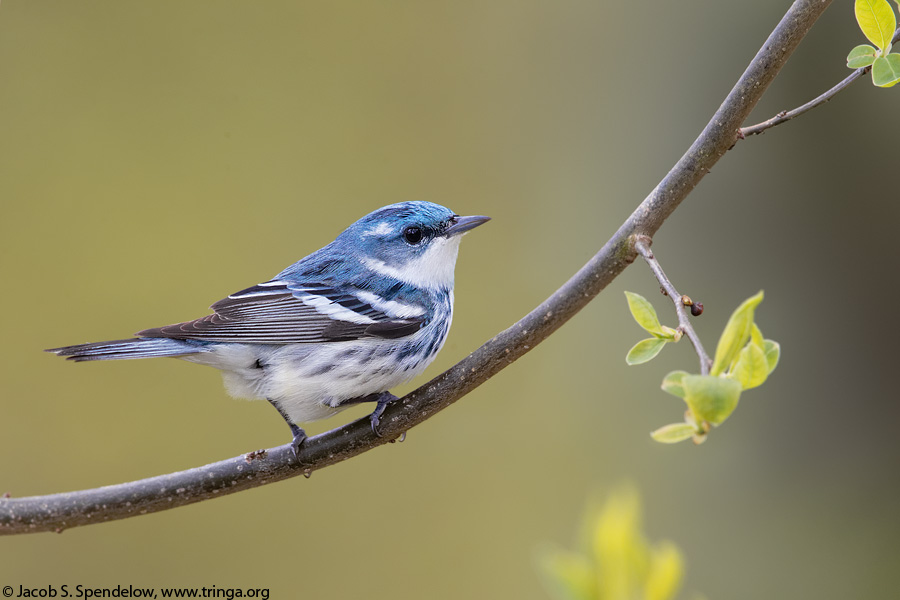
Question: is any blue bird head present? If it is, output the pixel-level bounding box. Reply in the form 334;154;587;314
335;201;490;290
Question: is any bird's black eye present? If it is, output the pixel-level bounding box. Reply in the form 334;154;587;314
403;226;424;245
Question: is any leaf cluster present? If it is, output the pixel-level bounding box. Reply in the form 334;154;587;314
625;291;780;445
847;0;900;87
623;292;683;366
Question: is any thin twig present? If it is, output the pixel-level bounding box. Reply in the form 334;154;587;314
740;26;900;137
633;236;711;375
739;68;868;136
0;0;833;535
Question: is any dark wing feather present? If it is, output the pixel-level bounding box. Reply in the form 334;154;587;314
136;282;424;344
322;318;425;341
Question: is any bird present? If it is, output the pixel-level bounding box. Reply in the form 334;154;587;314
47;201;490;458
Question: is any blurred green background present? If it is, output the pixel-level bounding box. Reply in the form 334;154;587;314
2;1;899;598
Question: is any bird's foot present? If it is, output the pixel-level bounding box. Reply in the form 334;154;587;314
288;423;308;462
368;392;399;437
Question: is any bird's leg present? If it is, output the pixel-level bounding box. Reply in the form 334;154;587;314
367;392;398;437
267;398;307;460
337;391;399;437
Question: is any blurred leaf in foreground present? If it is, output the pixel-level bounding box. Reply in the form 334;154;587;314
537;485;695;600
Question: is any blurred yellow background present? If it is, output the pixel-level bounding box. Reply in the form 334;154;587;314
2;1;898;598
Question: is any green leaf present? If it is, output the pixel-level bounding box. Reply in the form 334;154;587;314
626;338;667;365
731;342;769;390
873;53;900;86
625;291;663;334
848;44;879;67
710;291;764;376
682;375;742;425
660;370;690;398
650;423;696;444
750;322;764;350
764;339;781;373
856;0;896;53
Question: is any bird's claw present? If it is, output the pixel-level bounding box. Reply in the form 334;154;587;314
368;392;398;438
289;424;308;463
370;412;383;438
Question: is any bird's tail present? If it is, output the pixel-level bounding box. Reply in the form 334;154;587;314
46;337;204;362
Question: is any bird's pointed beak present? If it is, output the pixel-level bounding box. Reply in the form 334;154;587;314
445;214;491;237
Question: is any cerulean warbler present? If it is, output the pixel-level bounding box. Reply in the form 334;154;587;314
48;202;490;457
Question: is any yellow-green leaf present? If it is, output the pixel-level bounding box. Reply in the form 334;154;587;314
661;370;690;398
591;485;645;599
625;291;663;334
873;53;900;86
750;323;764;350
650;423;696;444
856;0;896;53
764;339;781;373
626;338;667;365
731;342;769;390
848;44;879;67
711;291;764;376
683;375;742;425
645;541;685;600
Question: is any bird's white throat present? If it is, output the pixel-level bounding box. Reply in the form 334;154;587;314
361;235;462;290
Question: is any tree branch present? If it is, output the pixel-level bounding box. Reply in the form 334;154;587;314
740;26;900;137
0;0;833;535
632;236;711;376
